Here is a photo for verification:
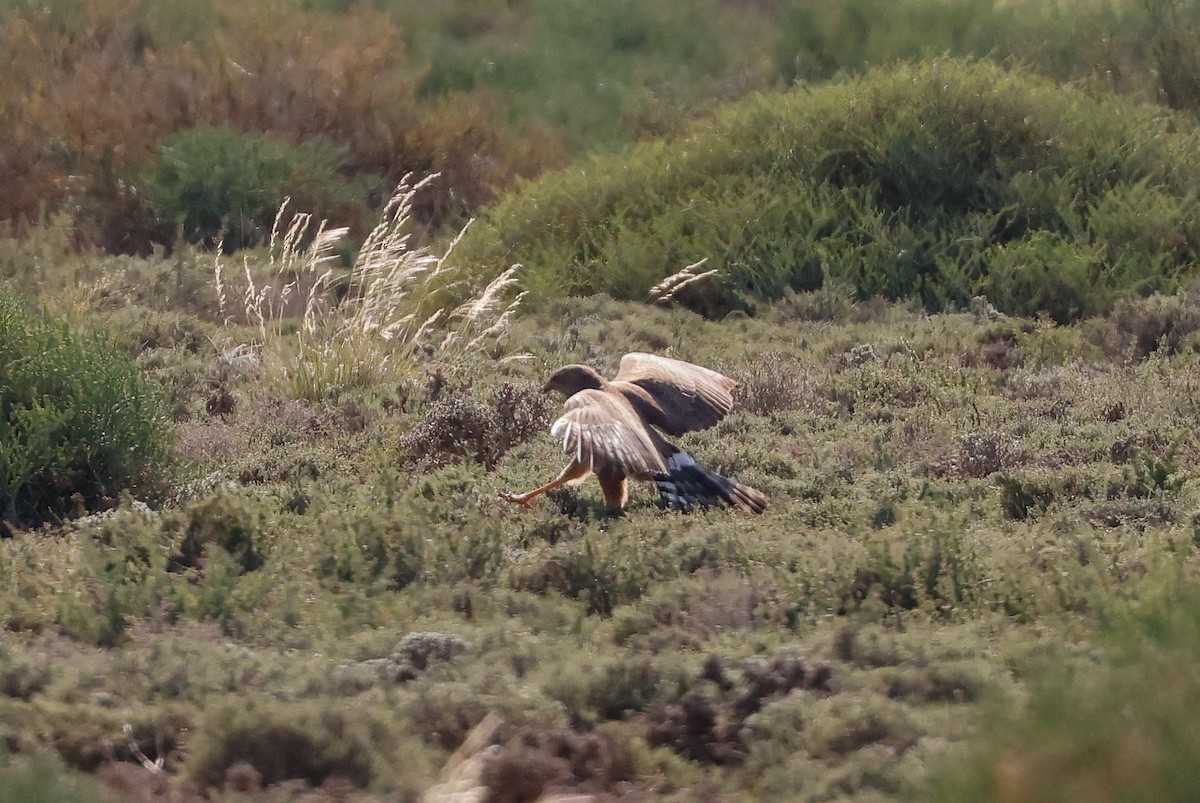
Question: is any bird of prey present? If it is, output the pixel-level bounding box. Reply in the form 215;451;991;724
500;353;768;513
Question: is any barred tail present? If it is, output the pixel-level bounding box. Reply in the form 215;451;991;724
654;451;768;514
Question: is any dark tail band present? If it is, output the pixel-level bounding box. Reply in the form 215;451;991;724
654;452;768;514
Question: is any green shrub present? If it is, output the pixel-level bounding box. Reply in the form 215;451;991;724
0;752;120;803
930;577;1200;802
140;126;367;250
978;233;1111;323
546;655;687;723
453;59;1200;319
1085;290;1200;359
997;473;1057;521
0;699;191;775
173;491;267;573
0;651;51;700
399;682;489;750
1145;0;1200;113
544;536;653;616
0;292;171;526
841;528;982;614
185;699;377;790
1122;449;1183;499
315;506;428;591
769;0;1200;126
42;505;180;646
480;725;636;802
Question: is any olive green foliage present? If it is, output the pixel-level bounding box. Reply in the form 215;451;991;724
0;291;171;525
7;0;1200;257
0;752;119;803
7;5;1200;797
772;0;1017;84
768;0;1159;94
3;290;1200;800
415;0;740;151
184;700;378;790
140;126;368;250
456;60;1200;319
932;580;1200;802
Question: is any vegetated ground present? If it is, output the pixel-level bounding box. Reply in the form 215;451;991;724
3;274;1200;800
5;10;1200;798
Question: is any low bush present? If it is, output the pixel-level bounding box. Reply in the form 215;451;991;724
139;126;368;250
481;725;635;802
453;59;1200;319
0;700;191;775
0;654;51;701
724;353;808;416
647;652;833;765
997;472;1058;521
519;536;654;616
184;700;378;791
1085;290;1200;360
0;292;171;526
840;528;984;615
172;491;267;574
314;507;428;591
400;381;552;469
546;655;688;724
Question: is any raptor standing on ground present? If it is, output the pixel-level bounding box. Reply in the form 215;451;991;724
500;353;768;513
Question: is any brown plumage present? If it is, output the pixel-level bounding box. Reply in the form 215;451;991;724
500;353;768;513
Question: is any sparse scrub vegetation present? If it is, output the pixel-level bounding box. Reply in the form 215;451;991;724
1085;288;1200;359
184;700;379;791
6;2;1200;801
0;752;121;803
931;580;1200;802
480;724;636;802
4;291;1200;799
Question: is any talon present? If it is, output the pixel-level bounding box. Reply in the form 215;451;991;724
499;492;535;508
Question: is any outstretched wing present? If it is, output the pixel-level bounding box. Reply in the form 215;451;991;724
612;352;737;436
550;389;668;477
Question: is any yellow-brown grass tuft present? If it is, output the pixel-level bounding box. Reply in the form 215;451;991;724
218;175;523;401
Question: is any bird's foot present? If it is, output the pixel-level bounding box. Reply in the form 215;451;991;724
498;491;536;509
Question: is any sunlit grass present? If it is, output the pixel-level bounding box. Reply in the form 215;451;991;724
220;176;523;401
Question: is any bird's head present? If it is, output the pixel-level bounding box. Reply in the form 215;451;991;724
544;364;605;398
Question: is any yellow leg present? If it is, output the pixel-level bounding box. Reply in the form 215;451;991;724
597;474;629;510
500;462;590;508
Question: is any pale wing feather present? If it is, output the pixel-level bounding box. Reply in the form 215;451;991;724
550;389;667;476
613;352;737;435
